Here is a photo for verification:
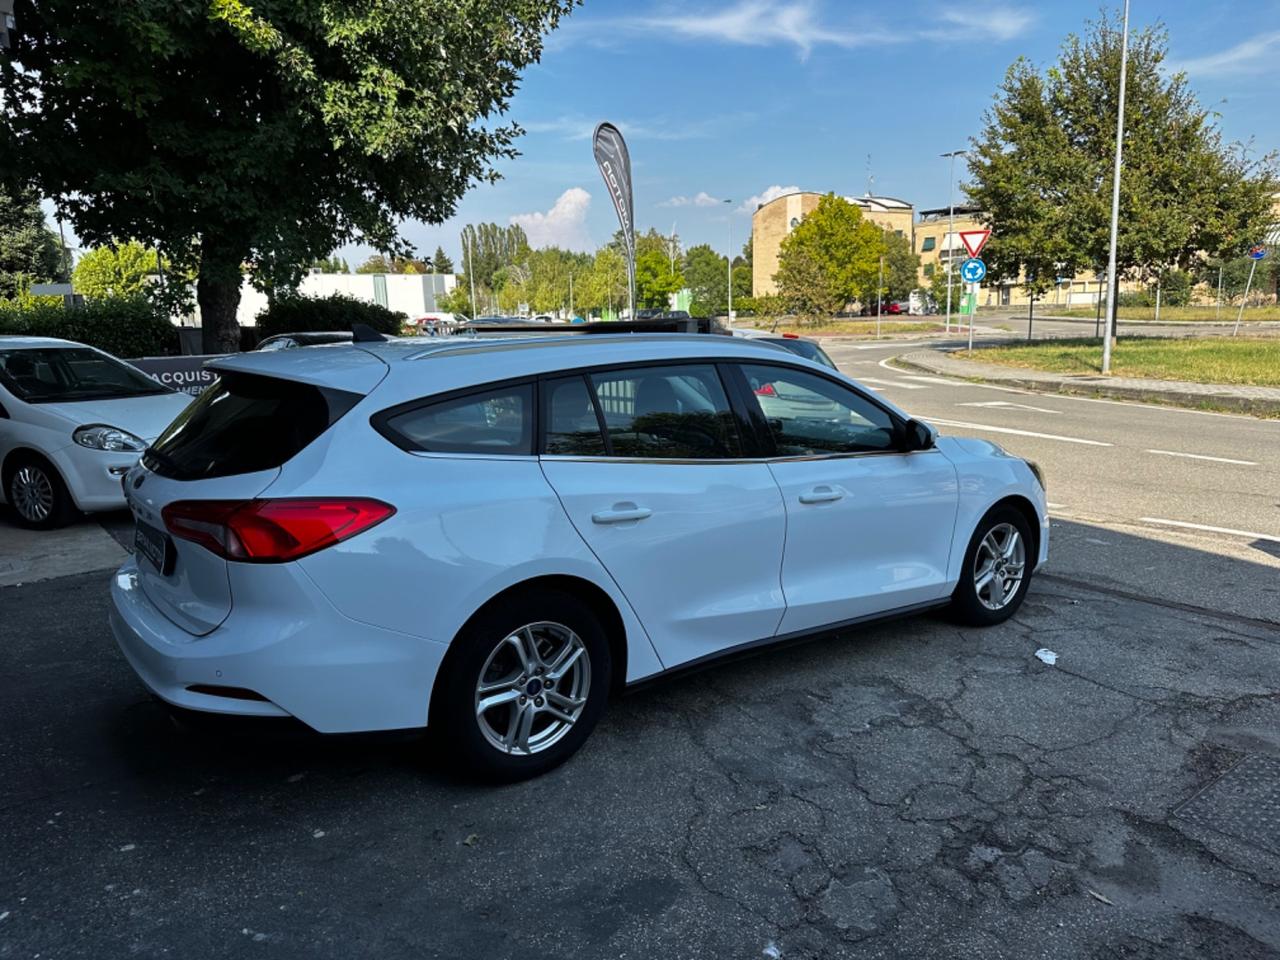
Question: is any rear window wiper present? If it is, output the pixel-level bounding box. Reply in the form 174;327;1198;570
143;446;184;475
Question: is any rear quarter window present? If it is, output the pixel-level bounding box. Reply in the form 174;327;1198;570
146;372;359;479
375;383;534;455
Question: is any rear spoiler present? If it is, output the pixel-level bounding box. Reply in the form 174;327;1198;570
455;318;729;338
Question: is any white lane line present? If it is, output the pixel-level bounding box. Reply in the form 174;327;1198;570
1046;502;1069;510
859;377;930;390
900;375;962;385
958;400;1061;415
1146;449;1258;466
927;418;1113;446
878;356;1024;392
1139;517;1280;544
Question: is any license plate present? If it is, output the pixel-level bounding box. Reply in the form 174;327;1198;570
134;520;174;576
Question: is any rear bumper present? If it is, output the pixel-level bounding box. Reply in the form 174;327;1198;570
109;557;448;733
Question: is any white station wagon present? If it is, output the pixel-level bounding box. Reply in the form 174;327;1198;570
110;334;1048;779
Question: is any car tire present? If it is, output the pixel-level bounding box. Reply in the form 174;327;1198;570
4;453;78;530
948;504;1034;627
434;588;612;782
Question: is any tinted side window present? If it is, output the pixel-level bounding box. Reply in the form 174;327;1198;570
590;364;741;460
382;384;533;454
543;376;607;456
741;364;898;456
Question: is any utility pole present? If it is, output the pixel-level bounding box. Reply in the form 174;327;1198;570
876;255;885;340
724;199;734;324
1216;265;1223;320
1234;257;1260;336
569;271;574;319
941;150;966;335
1101;0;1131;374
466;232;477;321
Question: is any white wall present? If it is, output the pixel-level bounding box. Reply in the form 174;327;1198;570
232;272;459;326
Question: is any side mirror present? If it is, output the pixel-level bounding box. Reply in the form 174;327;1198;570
904;418;937;452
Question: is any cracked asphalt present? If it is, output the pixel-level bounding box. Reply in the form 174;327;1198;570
3;517;1279;959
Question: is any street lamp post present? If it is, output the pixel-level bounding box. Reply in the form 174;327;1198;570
1101;0;1131;375
724;199;734;325
941;150;967;335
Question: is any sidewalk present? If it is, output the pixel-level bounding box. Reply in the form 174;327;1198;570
893;347;1280;416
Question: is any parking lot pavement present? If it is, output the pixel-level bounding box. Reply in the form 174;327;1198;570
3;521;1279;959
0;510;128;588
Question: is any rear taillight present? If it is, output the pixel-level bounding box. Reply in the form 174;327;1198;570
162;498;395;563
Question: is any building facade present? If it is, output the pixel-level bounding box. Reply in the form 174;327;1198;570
231;271;459;327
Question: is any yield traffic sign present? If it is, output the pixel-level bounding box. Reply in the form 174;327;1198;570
959;229;991;258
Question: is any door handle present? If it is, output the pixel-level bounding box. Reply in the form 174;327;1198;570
798;485;844;505
591;503;653;524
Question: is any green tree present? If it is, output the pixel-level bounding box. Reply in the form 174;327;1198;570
460;223;529;290
928;261;965;314
635;248;683;309
2;0;576;353
775;194;882;321
356;255;393;275
311;255;349;273
432;246;455;274
578;247;627;316
880;230;921;301
0;187;67;299
683;244;729;316
968;11;1278;296
73;240;166;299
437;283;473;317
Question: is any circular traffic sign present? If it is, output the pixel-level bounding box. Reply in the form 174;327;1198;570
1248;244;1267;261
960;258;987;283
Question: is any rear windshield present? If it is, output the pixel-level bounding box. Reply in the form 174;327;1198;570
144;372;359;479
0;347;171;402
765;338;837;370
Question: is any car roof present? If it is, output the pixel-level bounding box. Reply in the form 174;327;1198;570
0;335;81;349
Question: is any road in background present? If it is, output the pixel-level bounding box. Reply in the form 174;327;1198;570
825;335;1280;622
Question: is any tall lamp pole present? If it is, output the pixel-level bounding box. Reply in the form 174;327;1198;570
724;199;734;325
1101;0;1131;375
942;150;967;335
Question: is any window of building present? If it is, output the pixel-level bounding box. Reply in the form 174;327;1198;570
924;264;935;278
921;236;936;252
789;217;800;229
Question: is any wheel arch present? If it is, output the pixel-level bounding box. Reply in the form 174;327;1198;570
2;446;69;501
985;494;1041;564
428;573;630;724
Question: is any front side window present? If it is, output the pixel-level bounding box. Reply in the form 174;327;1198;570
0;347;170;403
589;364;741;460
741;364;898;456
382;384;533;455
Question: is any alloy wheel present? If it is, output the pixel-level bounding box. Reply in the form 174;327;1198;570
473;621;591;756
973;522;1026;611
11;465;54;523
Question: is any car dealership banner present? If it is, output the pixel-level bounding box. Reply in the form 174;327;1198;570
129;355;224;397
592;122;637;322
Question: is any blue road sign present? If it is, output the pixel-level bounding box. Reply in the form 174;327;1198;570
960;258;987;283
1248;244;1267;260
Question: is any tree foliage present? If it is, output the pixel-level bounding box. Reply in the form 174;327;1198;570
967;11;1278;292
775;194;882;320
880;230;922;301
0;295;178;356
73;241;165;300
683;244;729;316
0;186;67;299
432;246;455;274
635;248;683;309
312;255;349;273
255;292;405;338
461;223;530;290
1;0;577;352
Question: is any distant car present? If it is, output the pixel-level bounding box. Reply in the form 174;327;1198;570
860;302;903;316
256;331;354;351
0;337;191;528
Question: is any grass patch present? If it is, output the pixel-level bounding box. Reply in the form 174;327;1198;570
1050;305;1280;323
969;337;1280;387
753;320;944;337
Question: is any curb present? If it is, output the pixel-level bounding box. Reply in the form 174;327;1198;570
890;350;1280;417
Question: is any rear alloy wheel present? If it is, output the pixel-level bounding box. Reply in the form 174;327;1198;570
6;456;76;529
949;506;1034;626
436;589;611;781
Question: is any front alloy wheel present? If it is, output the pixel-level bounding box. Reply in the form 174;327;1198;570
949;505;1034;626
972;522;1026;611
6;456;75;529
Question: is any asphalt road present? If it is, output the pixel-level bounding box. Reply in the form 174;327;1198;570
824;334;1280;623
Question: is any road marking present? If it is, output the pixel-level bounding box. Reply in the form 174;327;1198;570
958;400;1061;415
1139;517;1280;544
900;375;962;385
1046;502;1068;510
927;418;1113;446
1146;449;1257;466
859;377;930;390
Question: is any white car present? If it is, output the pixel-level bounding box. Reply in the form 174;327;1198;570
110;333;1047;779
0;337;193;528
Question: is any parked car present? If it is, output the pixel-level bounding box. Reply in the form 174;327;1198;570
256;331;354;351
731;329;838;369
0;337;193;528
110;334;1047;780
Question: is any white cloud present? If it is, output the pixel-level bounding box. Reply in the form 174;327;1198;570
1167;31;1280;77
510;188;593;250
661;191;725;208
522;114;736;142
923;5;1035;42
740;185;802;213
636;1;894;56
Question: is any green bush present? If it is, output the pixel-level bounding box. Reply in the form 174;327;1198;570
255;293;405;340
0;296;179;357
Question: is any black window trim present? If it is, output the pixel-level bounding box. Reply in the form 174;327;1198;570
370;375;541;456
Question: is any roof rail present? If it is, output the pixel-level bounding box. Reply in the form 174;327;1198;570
455;318;729;338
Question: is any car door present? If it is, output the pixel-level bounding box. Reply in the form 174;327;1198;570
732;361;959;635
539;364;787;668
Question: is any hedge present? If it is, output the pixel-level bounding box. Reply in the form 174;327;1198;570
0;296;180;357
255;293;405;340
